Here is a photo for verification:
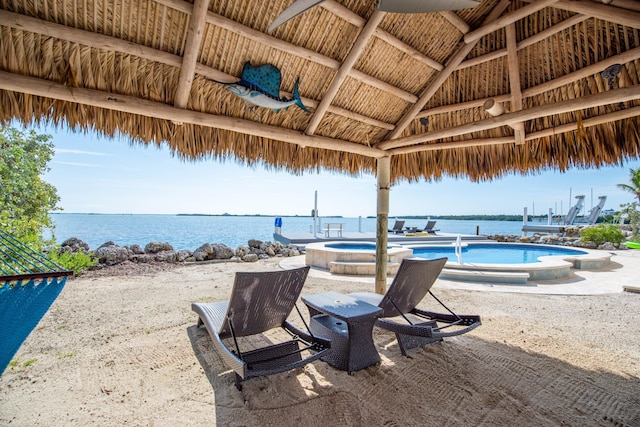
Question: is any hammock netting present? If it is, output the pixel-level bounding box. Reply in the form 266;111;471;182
0;229;73;374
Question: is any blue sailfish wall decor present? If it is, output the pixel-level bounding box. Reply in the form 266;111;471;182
218;62;309;113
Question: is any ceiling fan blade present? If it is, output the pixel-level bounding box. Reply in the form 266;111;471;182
375;0;481;13
268;0;326;33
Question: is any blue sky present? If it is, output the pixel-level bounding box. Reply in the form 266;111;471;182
31;123;640;218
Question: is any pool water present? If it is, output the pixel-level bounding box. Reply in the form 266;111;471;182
412;244;588;264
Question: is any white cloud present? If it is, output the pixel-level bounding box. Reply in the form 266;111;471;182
55;148;112;156
52;161;103;167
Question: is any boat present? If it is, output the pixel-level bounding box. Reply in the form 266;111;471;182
625;241;640;249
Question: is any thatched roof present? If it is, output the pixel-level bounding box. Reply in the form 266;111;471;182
1;0;639;183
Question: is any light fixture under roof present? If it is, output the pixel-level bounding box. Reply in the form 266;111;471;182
601;63;623;79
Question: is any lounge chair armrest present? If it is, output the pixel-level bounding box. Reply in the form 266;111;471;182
375;317;438;338
411;308;481;326
410;309;482;338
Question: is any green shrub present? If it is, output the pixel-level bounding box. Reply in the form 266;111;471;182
579;224;626;245
47;249;97;276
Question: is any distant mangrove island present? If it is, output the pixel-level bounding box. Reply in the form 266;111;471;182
54;213;528;221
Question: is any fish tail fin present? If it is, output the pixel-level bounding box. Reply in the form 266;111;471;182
293;79;310;112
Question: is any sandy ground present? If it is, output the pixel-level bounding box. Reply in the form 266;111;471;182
0;251;639;426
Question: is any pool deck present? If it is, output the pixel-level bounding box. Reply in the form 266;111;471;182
281;249;640;295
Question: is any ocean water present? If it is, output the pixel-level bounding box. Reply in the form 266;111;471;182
46;214;525;251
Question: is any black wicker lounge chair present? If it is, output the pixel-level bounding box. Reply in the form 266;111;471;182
422;220;439;234
388;220;405;234
349;258;481;356
192;266;330;390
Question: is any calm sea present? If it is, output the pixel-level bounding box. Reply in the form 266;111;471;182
45;214;525;251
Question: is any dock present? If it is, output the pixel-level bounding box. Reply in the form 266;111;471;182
274;231;490;249
521;224;567;234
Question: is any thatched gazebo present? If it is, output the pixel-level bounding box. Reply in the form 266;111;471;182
1;0;639;291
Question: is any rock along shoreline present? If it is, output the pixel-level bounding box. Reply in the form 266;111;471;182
57;237;303;272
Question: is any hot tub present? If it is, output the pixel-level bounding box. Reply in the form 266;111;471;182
305;242;413;275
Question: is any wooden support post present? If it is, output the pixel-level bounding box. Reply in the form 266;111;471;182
375;157;391;295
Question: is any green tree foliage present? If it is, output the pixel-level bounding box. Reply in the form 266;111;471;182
616;167;640;203
619;202;640;242
0;127;60;247
616;169;640;242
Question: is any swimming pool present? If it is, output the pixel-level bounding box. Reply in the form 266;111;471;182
407;242;611;282
305;240;612;283
412;244;589;264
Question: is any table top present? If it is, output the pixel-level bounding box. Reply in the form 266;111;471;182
302;291;382;322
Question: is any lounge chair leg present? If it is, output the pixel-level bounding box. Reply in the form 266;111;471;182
235;373;243;391
395;333;442;356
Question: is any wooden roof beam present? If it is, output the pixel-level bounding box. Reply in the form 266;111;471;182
458;14;589;70
388;104;640;155
306;11;385;135
550;0;640;29
174;0;209;109
506;23;525;145
519;0;640;28
524;104;640;141
320;0;444;71
372;29;444;72
0;71;385;158
440;10;471;34
379;84;640;150
420;46;640;117
464;0;560;44
383;0;512;142
603;0;640;12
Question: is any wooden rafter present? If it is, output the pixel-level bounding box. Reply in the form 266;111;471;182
506;23;525;145
439;10;470;34
457;14;590;70
306;11;385;135
550;0;640;29
464;0;560;44
320;0;444;71
174;0;209;108
597;0;640;12
420;46;640;118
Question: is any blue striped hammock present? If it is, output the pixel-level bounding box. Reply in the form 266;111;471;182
0;229;73;374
